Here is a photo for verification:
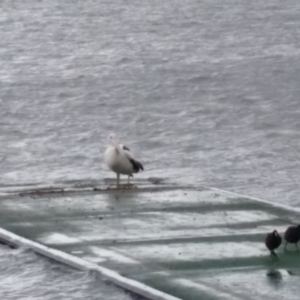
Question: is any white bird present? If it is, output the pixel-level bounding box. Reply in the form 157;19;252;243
104;134;144;187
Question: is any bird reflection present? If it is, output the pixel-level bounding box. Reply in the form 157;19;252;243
266;270;283;288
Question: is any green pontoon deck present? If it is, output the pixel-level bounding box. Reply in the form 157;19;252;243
0;184;299;300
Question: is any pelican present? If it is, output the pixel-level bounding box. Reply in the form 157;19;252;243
104;134;144;187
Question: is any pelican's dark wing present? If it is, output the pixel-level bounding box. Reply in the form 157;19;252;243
122;146;144;173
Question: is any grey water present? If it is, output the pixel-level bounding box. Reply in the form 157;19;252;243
1;0;300;298
0;244;137;300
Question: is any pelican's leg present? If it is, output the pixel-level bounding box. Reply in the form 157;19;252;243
117;173;120;188
127;175;130;185
284;242;288;251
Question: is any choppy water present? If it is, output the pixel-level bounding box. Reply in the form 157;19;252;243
0;244;138;300
1;0;300;298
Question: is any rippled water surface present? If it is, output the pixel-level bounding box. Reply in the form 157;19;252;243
0;245;138;300
1;0;300;298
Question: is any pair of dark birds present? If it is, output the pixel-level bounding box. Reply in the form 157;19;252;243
265;224;300;258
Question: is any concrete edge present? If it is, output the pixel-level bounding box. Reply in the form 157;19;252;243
209;186;300;214
0;227;182;300
0;184;197;198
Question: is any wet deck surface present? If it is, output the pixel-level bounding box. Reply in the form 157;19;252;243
0;185;300;300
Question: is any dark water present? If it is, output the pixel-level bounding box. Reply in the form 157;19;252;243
1;0;300;298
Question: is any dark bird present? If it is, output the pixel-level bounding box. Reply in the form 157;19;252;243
265;230;282;258
284;224;300;251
